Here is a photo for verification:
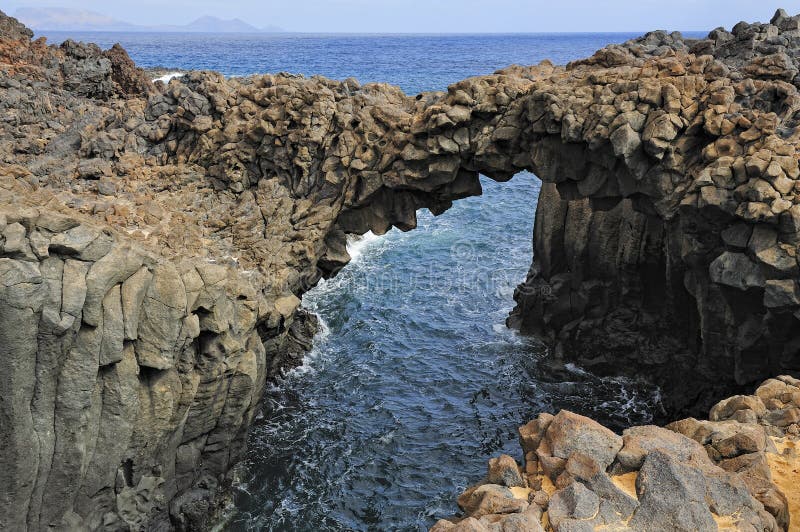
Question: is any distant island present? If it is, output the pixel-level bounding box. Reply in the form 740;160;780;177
14;7;285;33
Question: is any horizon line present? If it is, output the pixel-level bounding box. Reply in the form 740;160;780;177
32;29;710;36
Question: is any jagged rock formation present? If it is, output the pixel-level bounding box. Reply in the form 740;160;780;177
3;6;800;530
433;376;800;531
507;11;800;415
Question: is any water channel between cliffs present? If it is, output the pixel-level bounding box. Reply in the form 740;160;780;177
26;24;800;532
229;174;662;530
23;30;673;531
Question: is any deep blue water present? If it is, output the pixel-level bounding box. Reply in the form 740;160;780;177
38;31;682;531
38;31;685;94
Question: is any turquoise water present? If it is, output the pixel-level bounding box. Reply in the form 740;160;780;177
40;31;684;531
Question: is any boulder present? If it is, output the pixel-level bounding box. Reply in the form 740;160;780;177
564;453;638;519
764;279;800;308
628;450;717;531
538;411;623;473
486;455;526;488
547;482;599;528
519;413;554;455
617;425;711;470
457;485;529;518
709;251;766;290
710;395;767;422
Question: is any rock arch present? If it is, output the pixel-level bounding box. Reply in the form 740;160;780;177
158;29;799;417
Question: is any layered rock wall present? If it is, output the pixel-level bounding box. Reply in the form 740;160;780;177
3;7;800;530
0;202;289;530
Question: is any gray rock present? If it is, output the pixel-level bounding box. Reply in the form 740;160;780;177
610;123;641;158
49;224;101;257
99;285;124;365
564;453;638;519
629;450;717;531
61;259;90;318
709;251;766;290
547;482;599;528
134;263;187;369
486;455;526;488
538;411;623;472
617;425;711;470
76;158;113;179
2;222;35;260
0;258;47;531
764;279;800;308
83;244;144;326
96;178;117;196
121;266;152;340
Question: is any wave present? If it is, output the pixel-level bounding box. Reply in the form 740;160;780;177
152;72;184;83
345;231;382;263
278;316;331;379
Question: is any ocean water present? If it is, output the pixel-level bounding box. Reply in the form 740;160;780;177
38;31;692;531
41;31;671;94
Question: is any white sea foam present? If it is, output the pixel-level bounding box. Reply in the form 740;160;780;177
346;231;382;262
152;72;184;84
564;363;663;421
282;315;331;378
378;429;396;444
492;323;507;334
314;315;331;342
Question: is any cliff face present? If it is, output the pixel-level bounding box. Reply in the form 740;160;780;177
2;7;800;530
1;205;274;531
508;13;800;415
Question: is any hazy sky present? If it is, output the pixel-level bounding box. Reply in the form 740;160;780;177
6;1;800;33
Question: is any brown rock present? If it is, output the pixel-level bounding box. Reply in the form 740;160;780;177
457;485;529;518
518;413;554;455
487;455;526;488
538;411;623;472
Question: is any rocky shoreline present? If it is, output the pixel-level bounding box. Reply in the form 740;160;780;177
433;376;800;531
2;7;800;530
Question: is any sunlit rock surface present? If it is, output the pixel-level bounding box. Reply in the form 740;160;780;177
434;376;800;531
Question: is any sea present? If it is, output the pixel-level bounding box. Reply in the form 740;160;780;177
39;31;701;531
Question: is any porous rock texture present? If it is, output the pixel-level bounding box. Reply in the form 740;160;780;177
433;376;800;531
3;6;800;530
508;10;800;415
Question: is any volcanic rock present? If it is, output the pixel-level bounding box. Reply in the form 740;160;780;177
3;6;800;530
442;378;798;531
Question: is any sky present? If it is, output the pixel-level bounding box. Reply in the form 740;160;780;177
6;1;800;33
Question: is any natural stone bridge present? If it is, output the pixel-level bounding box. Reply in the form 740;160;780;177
2;8;800;530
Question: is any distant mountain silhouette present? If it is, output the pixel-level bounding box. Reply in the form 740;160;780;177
184;15;260;33
15;7;284;33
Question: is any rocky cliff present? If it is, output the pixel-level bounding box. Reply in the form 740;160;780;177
508;11;800;416
2;7;800;530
